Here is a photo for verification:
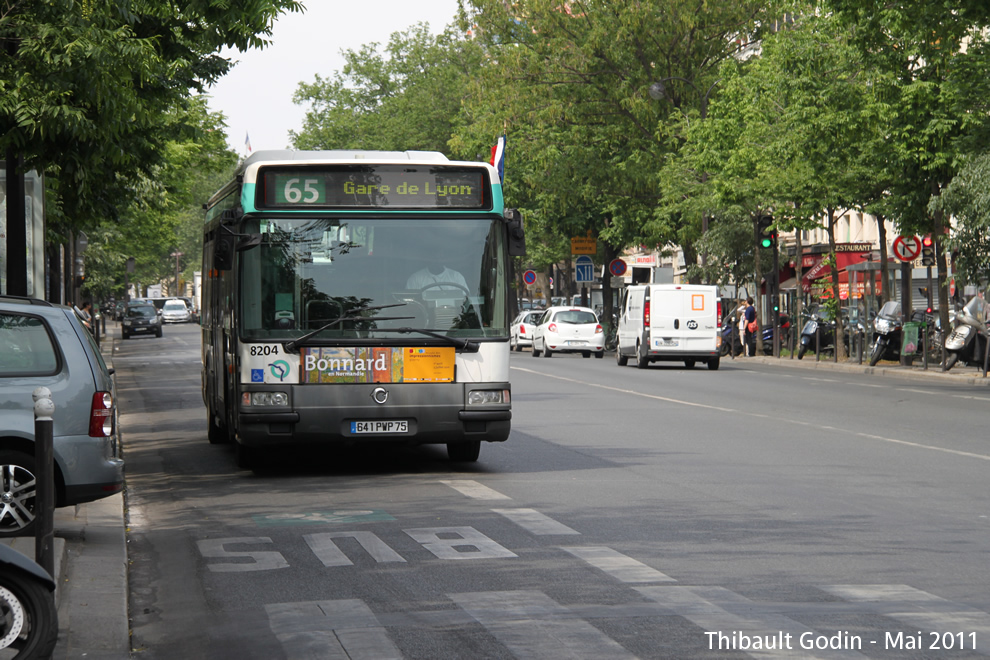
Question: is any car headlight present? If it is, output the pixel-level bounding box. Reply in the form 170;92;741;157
242;391;289;407
468;389;510;405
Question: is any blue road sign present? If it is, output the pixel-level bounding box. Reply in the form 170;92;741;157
575;255;594;283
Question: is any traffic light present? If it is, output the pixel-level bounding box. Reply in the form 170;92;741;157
758;215;776;249
921;235;935;266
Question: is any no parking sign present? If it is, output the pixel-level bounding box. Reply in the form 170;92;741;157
609;258;627;278
523;270;537;286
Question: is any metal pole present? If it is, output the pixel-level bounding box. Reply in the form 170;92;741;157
33;387;56;578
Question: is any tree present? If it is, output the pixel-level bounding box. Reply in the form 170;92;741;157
1;0;301;296
821;0;990;334
291;23;481;154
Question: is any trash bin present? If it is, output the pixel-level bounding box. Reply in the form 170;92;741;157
902;321;920;365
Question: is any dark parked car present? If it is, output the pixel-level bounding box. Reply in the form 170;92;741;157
0;296;125;537
121;303;163;339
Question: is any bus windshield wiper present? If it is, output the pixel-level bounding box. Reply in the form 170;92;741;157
376;327;480;352
282;303;411;353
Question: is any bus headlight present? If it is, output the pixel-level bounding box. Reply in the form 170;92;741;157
468;389;510;406
243;392;289;407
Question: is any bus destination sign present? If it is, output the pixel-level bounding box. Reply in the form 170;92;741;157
260;165;489;210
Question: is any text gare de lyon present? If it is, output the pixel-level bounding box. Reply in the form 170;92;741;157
342;180;474;197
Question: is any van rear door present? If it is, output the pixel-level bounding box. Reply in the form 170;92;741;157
649;286;717;352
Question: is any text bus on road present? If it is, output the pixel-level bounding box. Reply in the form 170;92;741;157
201;150;525;468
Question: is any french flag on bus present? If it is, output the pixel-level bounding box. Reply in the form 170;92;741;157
490;135;505;183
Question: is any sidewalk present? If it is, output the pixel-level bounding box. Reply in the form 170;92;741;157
735;350;990;386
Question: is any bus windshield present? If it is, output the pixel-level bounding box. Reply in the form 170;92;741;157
238;216;508;341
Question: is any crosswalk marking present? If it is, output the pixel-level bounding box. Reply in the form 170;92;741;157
440;479;511;500
265;600;401;660
823;585;990;641
492;508;580;535
450;590;639;659
637;586;868;659
560;546;675;583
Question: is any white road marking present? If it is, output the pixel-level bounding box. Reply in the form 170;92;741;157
304;531;407;567
492;508;580;535
266;600;401;660
638;585;867;659
511;367;990;461
197;537;288;573
440;479;511;500
450;590;639;659
404;527;517;560
823;585;990;641
560;546;675;583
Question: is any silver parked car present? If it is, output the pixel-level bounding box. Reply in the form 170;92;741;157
161;299;191;323
510;310;543;351
0;296;125;537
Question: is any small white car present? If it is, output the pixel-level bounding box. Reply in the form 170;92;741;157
531;306;604;358
510;310;543;351
161;299;191;323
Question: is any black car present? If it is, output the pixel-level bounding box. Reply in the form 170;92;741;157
121;303;162;339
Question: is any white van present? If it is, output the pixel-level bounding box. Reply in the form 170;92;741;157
615;284;721;369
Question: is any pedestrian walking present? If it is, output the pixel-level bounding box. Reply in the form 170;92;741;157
744;297;757;356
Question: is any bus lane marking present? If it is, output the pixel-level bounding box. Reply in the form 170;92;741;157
511;367;990;462
492;508;580;535
305;532;407;567
440;479;511;500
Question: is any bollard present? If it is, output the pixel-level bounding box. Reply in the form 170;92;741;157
32;387;56;579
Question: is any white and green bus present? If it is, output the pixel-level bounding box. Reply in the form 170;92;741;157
201;150;525;468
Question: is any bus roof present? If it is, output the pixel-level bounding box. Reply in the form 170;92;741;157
240;150;449;173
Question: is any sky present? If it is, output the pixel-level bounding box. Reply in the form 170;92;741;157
206;1;462;155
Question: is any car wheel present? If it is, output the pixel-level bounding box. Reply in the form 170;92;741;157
121;332;129;340
582;351;591;358
531;339;541;358
0;451;37;538
543;346;552;357
156;327;163;338
595;350;604;359
447;440;481;462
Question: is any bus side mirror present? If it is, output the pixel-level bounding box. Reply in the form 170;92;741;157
504;208;526;257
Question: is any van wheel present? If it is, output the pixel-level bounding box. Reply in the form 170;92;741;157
708;355;720;370
684;359;696;369
0;451;37;538
636;342;649;369
616;349;628;366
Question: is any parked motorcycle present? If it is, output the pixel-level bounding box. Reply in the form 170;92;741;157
797;307;836;359
943;295;988;371
720;314;791;356
0;544;58;658
868;301;903;366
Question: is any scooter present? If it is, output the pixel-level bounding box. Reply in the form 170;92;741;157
797;308;836;360
0;544;58;658
943;295;988;371
720;314;791;356
868;300;903;366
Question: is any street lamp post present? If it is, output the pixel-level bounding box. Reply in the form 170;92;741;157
650;76;721;278
171;252;183;296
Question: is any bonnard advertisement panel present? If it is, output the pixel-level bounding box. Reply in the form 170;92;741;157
300;346;455;383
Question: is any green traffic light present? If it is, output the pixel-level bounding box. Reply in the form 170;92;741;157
761;238;772;248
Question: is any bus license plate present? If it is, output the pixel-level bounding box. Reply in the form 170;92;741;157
351;420;408;434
